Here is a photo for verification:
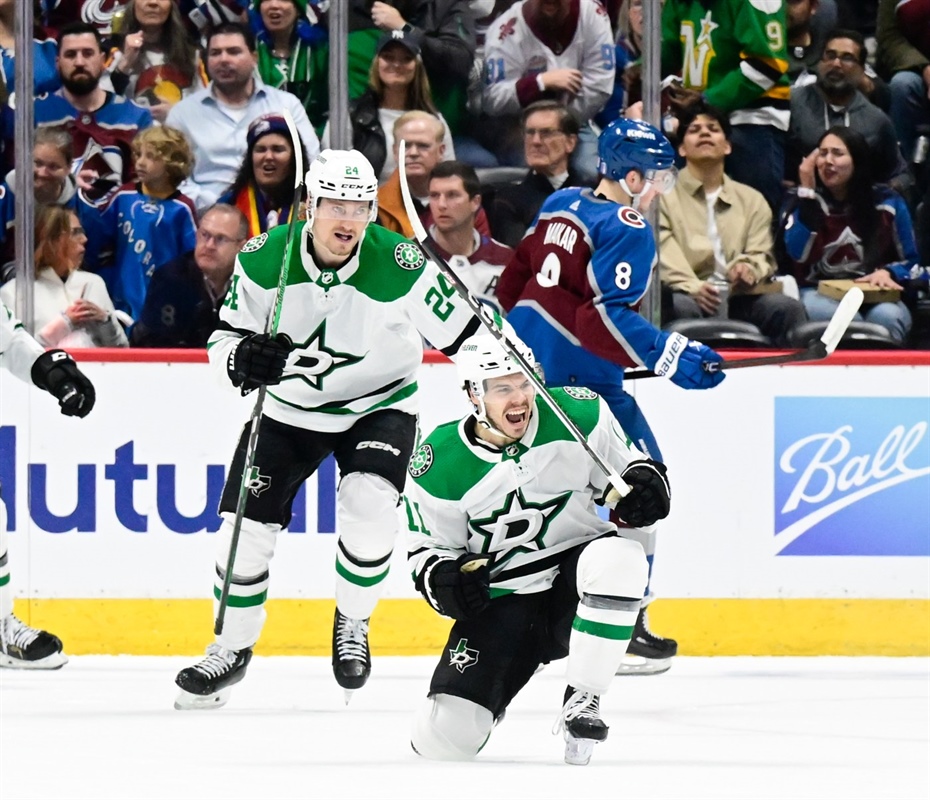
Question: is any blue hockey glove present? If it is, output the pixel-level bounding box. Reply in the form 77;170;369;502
653;332;725;390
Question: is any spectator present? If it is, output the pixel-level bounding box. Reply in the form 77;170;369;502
595;0;645;125
659;104;807;345
321;30;455;184
0;127;100;280
426;161;511;313
661;0;791;214
342;2;477;160
0;205;127;348
104;0;207;124
787;0;832;88
219;112;309;237
480;0;613;182
81;125;197;322
35;22;154;194
249;0;328;129
876;0;930;171
131;203;248;347
788;29;910;191
488;100;591;248
778;126;918;344
165;22;318;213
377;110;454;235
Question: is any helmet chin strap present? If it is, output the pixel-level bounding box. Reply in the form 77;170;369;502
467;382;517;443
619;177;654;211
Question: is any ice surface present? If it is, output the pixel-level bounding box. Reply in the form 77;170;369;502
2;656;928;800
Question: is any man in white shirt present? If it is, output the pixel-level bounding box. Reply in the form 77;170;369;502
165;22;318;213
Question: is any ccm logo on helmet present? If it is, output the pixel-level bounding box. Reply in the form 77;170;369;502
356;440;402;457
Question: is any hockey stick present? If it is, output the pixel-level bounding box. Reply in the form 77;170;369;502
215;111;305;636
398;141;629;498
623;287;865;380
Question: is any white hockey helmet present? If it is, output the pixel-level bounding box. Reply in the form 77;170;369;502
457;326;537;434
305;148;379;223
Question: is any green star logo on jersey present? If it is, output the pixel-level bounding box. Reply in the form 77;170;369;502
394;242;425;270
468;488;570;562
285;321;363;390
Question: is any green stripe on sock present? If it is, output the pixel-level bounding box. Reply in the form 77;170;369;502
572;617;634;641
213;586;267;608
0;574;9;587
335;560;390;587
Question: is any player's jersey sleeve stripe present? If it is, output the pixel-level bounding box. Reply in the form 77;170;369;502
439;315;482;357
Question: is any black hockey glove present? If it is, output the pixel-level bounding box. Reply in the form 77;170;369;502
30;349;96;418
611;459;671;528
428;554;491;620
227;332;292;393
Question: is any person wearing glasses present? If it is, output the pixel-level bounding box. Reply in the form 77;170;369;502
131;204;248;347
0;206;127;348
788;29;909;193
487;100;593;248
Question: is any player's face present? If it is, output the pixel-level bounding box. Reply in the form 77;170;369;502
815;134;853;194
480;373;535;442
33;143;70;203
311;198;371;264
396;120;445;179
206;33;258;92
523;110;575;174
428;176;479;235
678;114;731;163
135;0;172;27
195;211;246;273
57;33;105;93
260;0;298;34
252;133;293;192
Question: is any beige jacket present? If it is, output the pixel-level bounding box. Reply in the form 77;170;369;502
659;167;776;296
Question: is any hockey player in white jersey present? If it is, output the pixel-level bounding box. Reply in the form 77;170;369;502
406;332;671;765
0;300;95;669
174;149;484;710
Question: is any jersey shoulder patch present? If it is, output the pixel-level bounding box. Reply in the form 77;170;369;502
618;207;645;228
350;226;425;302
537;387;602;440
237;225;290;290
394;241;425;271
408;443;434;478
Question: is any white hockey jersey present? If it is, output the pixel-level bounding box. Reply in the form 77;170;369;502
0;301;44;384
207;223;479;432
482;0;614;121
406;387;646;606
427;228;513;315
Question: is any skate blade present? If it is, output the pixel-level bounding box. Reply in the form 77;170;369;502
0;651;68;670
343;688;355;706
173;687;232;711
616;654;672;676
563;733;597;766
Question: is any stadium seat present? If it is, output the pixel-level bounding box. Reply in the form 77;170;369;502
662;319;775;349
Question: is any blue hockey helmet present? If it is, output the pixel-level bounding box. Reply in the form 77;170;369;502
597;118;676;182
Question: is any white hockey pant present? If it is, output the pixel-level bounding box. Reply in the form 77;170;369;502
618;522;657;605
567;536;648;695
335;472;399;620
213;514;280;652
411;693;496;761
0;507;11;618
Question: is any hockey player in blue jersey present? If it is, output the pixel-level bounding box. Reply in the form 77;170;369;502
497;117;726;674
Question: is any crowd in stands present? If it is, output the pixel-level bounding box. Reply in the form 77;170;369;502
0;0;926;348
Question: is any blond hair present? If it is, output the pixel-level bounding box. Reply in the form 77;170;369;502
131;125;194;187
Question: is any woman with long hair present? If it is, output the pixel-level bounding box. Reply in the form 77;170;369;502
321;30;454;183
219;113;309;237
0;206;127;348
105;0;205;123
778;125;918;343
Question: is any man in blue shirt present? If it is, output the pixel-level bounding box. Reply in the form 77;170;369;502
165;22;319;214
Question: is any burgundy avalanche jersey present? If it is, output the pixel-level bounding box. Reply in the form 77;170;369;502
497;187;670;386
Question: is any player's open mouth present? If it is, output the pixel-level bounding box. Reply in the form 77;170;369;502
505;409;527;425
334;232;354;242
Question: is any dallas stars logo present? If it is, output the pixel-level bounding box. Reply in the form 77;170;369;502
469;488;570;562
284;320;362;390
449;638;479;673
394;242;424;270
246;466;271;497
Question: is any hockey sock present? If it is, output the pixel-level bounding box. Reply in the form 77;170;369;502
334;539;392;620
566;593;640;694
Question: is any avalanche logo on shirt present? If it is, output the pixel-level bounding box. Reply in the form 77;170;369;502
618;207;645;228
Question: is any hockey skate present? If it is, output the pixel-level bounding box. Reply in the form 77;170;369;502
553;686;609;766
174;643;252;710
0;614;67;670
617;607;677;676
332;609;370;703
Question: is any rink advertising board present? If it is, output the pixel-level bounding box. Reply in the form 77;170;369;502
1;350;928;656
